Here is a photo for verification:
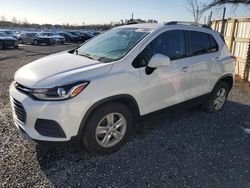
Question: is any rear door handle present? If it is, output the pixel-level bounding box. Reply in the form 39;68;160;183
181;67;190;72
213;57;220;61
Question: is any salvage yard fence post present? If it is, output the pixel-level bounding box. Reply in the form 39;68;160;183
210;18;250;82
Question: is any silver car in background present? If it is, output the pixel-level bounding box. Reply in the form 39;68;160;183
18;32;54;45
39;32;65;44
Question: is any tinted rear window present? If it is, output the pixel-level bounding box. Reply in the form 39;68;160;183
209;35;219;52
189;31;218;56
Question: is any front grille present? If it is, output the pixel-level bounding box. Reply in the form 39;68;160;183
5;40;14;47
11;98;26;124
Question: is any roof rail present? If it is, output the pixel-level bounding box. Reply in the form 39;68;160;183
165;21;212;29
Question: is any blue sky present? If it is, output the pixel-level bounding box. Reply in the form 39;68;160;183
0;0;249;25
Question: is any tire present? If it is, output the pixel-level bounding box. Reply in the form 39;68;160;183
18;39;23;44
82;102;133;154
49;39;55;46
203;81;229;113
0;41;3;50
33;40;38;45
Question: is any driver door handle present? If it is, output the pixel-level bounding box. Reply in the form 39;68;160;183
181;67;190;72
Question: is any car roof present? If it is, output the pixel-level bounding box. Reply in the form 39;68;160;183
117;22;218;35
0;30;12;32
118;23;164;31
24;31;36;33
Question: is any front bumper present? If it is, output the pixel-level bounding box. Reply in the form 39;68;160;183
4;40;18;48
16;124;80;148
9;82;91;144
55;38;65;43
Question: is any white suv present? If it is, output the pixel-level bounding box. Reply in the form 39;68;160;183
9;22;235;153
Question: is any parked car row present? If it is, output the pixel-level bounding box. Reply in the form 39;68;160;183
0;29;101;49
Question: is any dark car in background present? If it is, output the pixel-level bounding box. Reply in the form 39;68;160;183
0;32;18;49
57;32;81;43
18;32;54;45
68;31;93;42
87;31;101;36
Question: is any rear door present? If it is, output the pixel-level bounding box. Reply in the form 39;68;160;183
26;33;33;44
22;33;29;43
187;31;219;98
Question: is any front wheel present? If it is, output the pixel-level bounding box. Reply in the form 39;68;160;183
49;39;55;45
82;103;133;154
203;82;229;112
33;40;38;45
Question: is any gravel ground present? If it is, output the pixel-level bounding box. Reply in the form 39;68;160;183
1;45;250;188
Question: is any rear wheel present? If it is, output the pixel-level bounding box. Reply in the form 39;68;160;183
18;39;23;44
82;102;133;154
203;82;229;112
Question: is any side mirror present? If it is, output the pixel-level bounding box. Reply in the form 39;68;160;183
147;54;171;68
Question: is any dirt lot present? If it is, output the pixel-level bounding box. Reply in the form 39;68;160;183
1;45;250;188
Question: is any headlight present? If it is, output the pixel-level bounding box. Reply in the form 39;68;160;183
32;81;89;101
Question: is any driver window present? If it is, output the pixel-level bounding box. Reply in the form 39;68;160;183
133;30;186;68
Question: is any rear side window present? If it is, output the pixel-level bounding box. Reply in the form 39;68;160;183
189;31;218;56
209;35;219;52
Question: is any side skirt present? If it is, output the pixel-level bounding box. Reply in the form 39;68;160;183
140;93;211;120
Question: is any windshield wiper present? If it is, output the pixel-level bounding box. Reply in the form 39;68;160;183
75;49;79;55
77;51;94;60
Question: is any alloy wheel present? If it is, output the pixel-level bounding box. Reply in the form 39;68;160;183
214;88;227;110
95;113;127;148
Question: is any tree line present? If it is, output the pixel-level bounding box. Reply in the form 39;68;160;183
185;0;250;23
0;15;157;30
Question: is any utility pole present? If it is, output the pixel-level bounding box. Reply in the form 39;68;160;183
221;7;226;36
222;7;226;20
196;8;199;23
208;11;213;25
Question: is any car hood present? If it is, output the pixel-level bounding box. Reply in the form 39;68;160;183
0;36;17;41
37;36;52;39
53;35;64;39
14;52;112;88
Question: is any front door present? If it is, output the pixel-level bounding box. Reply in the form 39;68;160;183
134;30;191;115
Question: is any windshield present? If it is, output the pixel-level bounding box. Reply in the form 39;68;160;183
30;33;38;37
44;33;53;36
66;33;75;37
5;31;14;35
76;28;148;63
0;32;6;37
